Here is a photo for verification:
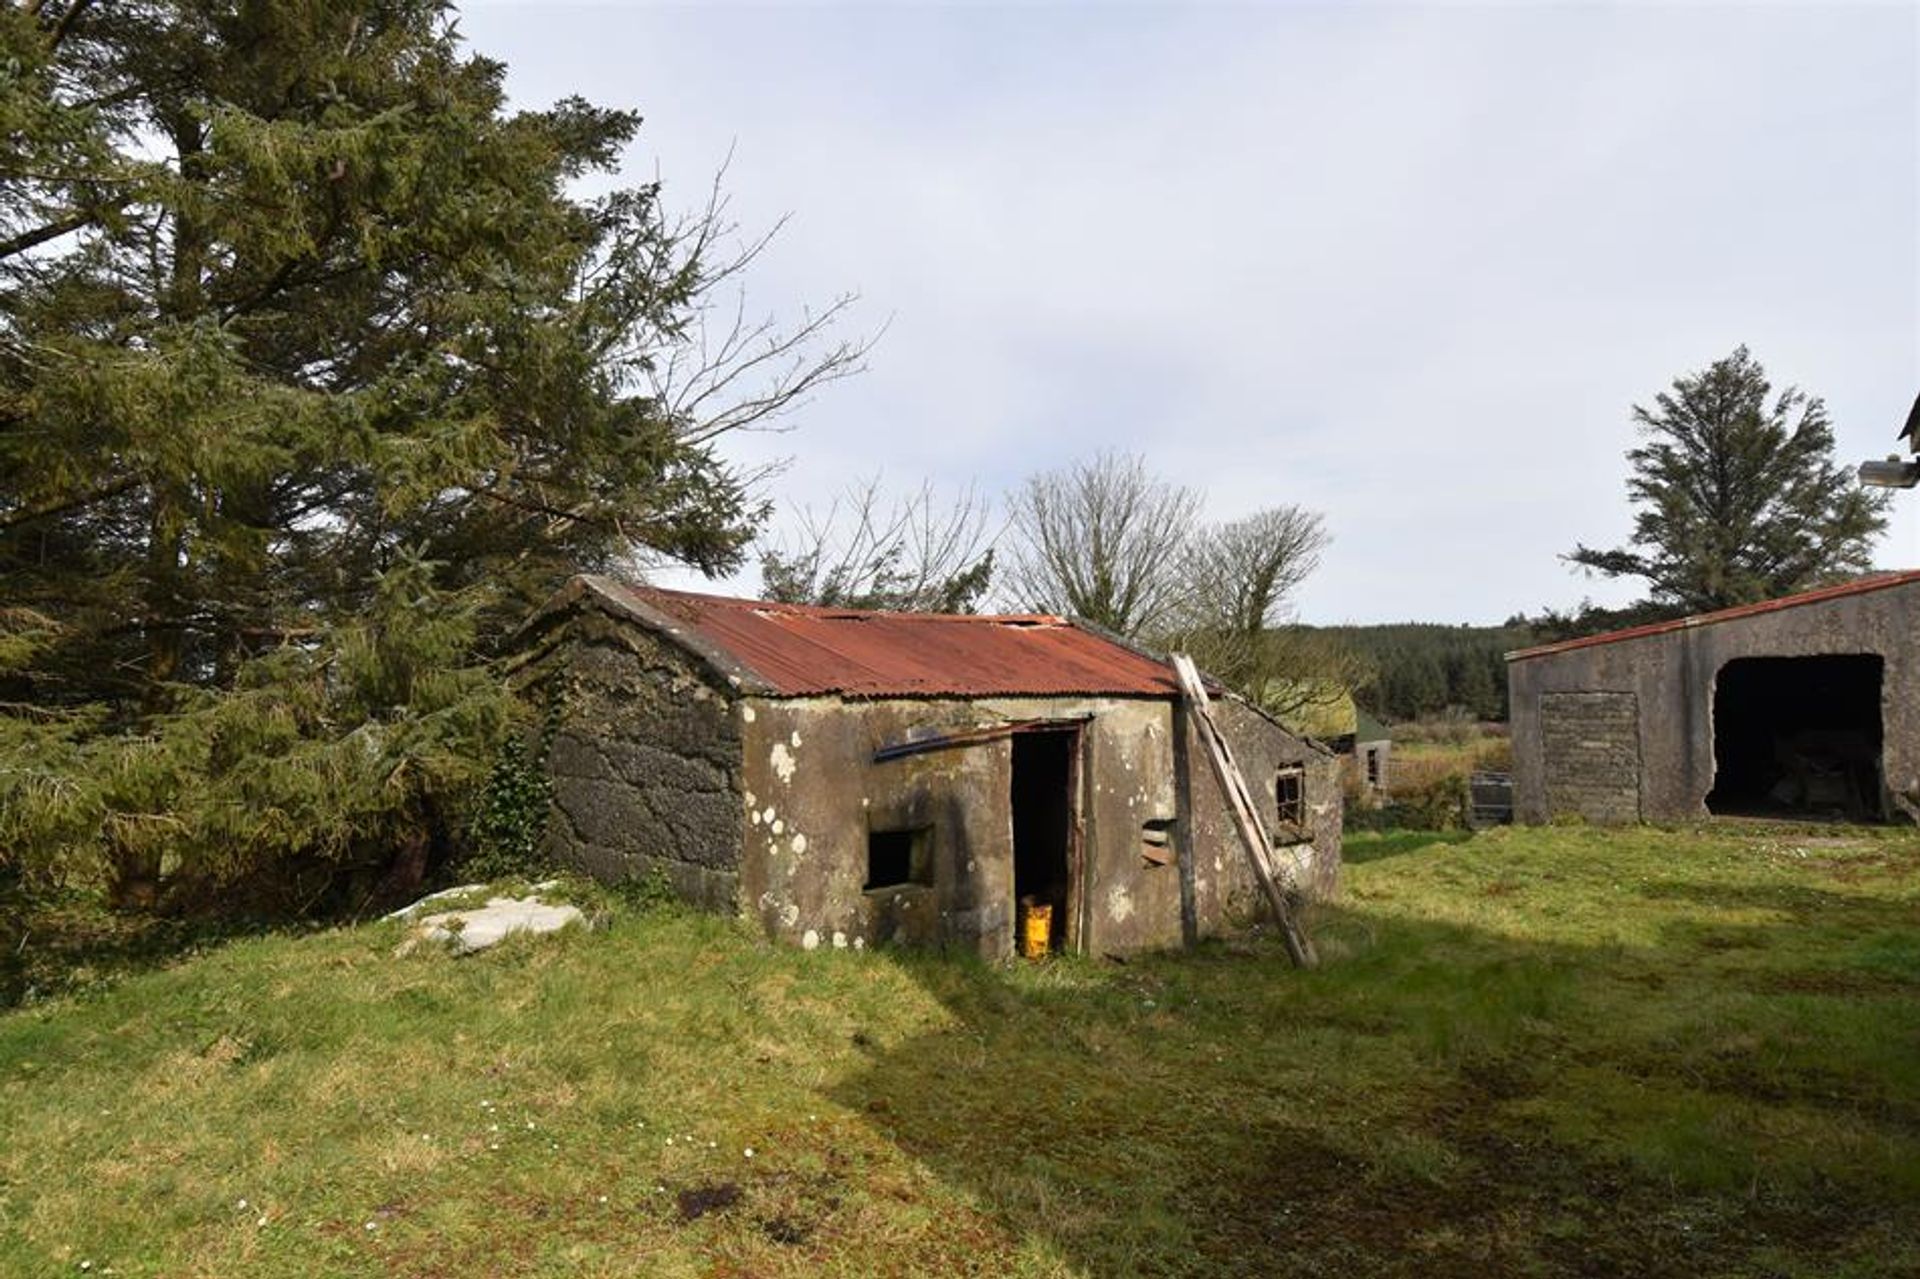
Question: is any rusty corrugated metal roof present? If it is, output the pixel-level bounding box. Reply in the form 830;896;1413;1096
1506;569;1920;663
564;578;1185;699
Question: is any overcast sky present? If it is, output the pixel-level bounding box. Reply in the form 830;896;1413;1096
465;0;1918;625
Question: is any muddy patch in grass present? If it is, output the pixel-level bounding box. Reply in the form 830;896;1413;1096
675;1182;741;1222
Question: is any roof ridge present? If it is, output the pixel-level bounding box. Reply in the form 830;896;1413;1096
638;582;1069;626
527;575;1186;700
1507;569;1920;663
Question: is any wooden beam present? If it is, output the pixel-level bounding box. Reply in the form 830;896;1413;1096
1172;654;1317;969
872;715;1090;763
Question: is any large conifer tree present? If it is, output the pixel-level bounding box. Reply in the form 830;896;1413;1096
0;0;854;906
1568;347;1888;614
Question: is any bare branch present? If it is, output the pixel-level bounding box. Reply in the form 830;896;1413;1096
0;207;105;263
1001;451;1200;637
759;474;999;613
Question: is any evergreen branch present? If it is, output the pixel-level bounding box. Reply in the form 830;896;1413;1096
0;208;104;262
470;484;611;534
0;478;138;533
46;0;99;49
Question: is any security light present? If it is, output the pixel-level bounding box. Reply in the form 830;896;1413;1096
1858;456;1920;489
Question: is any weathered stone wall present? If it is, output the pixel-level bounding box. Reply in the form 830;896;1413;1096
1197;698;1344;923
734;693;1342;959
1539;692;1641;823
1509;580;1920;823
516;612;744;910
737;696;1184;958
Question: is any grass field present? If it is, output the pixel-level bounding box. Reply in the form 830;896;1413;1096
3;824;1917;1277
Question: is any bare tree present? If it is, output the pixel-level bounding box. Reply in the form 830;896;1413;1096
617;158;877;451
1003;458;1365;727
759;476;998;613
1179;507;1328;638
1003;452;1201;636
1168;507;1370;725
1230;627;1376;726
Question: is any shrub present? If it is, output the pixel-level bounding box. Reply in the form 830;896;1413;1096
465;729;556;883
1475;735;1515;773
0;557;512;915
1343;748;1476;832
1391;772;1472;831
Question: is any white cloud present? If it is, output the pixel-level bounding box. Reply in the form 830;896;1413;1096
466;0;1918;623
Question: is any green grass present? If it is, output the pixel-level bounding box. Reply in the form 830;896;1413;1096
3;825;1918;1277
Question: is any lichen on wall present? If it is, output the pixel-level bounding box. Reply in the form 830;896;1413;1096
739;696;1017;959
736;692;1339;959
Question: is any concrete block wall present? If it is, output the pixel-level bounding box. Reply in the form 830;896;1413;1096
1539;691;1641;823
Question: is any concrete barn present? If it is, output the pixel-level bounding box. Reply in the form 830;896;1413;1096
1507;571;1920;824
513;577;1342;958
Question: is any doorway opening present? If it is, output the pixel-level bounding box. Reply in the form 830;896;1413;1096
1011;727;1079;954
1707;654;1885;820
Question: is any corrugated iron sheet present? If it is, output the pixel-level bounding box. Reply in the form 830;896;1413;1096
1506;569;1920;663
595;581;1183;699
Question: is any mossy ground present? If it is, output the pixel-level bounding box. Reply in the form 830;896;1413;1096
3;823;1916;1276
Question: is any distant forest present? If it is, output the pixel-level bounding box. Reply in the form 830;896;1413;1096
1309;623;1534;723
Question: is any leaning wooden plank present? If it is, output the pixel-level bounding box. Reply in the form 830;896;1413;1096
1172;654;1318;969
1175;656;1310;966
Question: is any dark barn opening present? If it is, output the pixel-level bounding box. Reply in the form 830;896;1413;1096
1708;655;1885;820
1011;728;1077;952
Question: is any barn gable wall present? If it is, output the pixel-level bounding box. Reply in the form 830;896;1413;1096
1203;697;1344;908
1509;582;1920;824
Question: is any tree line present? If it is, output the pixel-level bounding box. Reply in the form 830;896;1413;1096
1309;623;1525;724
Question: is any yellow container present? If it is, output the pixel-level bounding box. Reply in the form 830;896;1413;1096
1020;900;1052;960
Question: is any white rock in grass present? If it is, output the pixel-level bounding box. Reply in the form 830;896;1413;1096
381;883;490;921
395;894;586;956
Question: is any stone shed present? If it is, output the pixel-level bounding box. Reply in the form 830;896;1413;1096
1507;571;1920;824
512;577;1342;958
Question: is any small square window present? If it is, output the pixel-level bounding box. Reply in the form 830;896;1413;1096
1275;767;1306;830
866;826;932;891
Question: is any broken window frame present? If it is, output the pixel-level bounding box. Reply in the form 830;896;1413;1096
1274;765;1307;838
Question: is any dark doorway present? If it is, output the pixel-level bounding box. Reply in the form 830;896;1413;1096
1011;728;1078;953
1707;654;1885;820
